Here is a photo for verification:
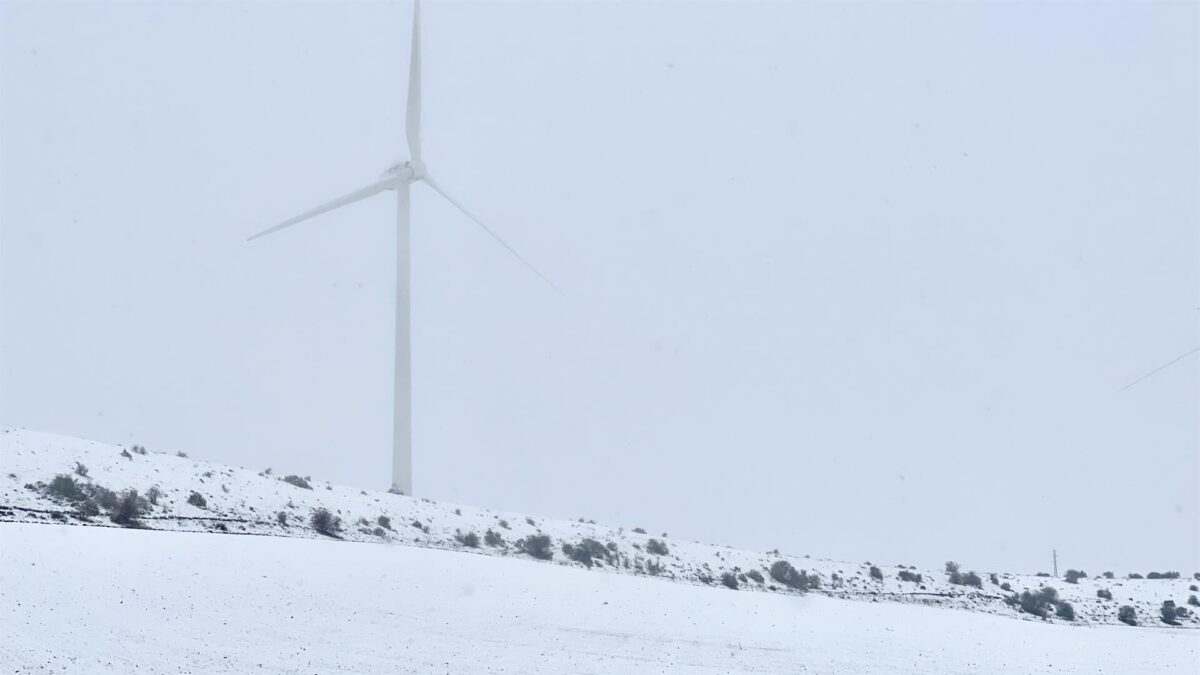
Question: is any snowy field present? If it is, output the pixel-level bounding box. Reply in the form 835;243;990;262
2;522;1196;674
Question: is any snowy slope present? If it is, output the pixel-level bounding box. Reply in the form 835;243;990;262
2;427;1198;633
2;523;1197;674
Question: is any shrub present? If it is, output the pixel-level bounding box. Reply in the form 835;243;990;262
1128;573;1144;579
1118;606;1138;626
1147;571;1180;580
145;486;161;505
525;517;536;527
1161;601;1180;625
632;527;647;534
721;572;738;590
1017;587;1059;618
989;573;999;586
498;519;510;529
74;462;88;477
1190;585;1198;592
456;531;480;548
899;570;923;584
520;534;553;560
377;515;392;530
109;489;143;526
1097;588;1113;600
562;538;610;568
1056;601;1076;621
45;474;85;502
646;539;669;556
869;565;883;581
76;498;100;518
484;529;505;547
1000;582;1012;591
120;449;132;459
187;491;207;508
1102;571;1114;579
746;569;764;584
1064;569;1086;584
411;520;423;529
176;451;188;458
282;475;312;490
310;508;342;536
455;508;462;516
131;445;147;455
1188;595;1200;607
373;527;386;537
1036;572;1051;577
276;511;288;526
959;571;983;588
770;561;819;591
645;559;664;576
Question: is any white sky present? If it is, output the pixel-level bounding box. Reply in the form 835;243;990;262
1;0;1197;574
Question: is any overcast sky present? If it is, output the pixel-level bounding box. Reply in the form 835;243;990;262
2;0;1196;574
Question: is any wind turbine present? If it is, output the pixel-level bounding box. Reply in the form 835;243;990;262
247;0;554;496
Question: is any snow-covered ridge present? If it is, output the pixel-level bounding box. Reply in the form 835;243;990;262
2;427;1196;629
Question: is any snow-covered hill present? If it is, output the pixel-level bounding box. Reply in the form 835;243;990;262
4;522;1196;674
3;427;1198;635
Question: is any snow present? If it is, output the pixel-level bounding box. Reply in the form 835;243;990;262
2;427;1199;672
1;523;1195;673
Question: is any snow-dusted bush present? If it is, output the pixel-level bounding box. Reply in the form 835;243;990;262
310;508;342;537
1015;587;1059;618
276;511;288;526
1160;601;1179;626
1056;601;1076;621
1097;589;1113;600
1147;571;1180;580
770;561;819;591
109;489;144;526
1128;573;1144;579
1064;569;1086;584
377;515;392;530
946;562;983;588
282;475;312;490
720;572;738;589
646;539;669;556
562;538;610;568
484;529;505;547
146;486;161;505
187;491;206;508
1188;595;1200;607
1118;605;1138;626
74;462;88;477
519;534;553;560
455;531;480;548
746;569;764;584
898;570;923;584
869;565;883;581
45;474;85;502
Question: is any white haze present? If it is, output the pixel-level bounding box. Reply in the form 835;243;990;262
0;1;1196;574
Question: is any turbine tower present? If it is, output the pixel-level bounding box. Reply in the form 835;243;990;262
248;0;553;496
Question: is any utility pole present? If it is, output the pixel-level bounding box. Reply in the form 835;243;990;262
1053;549;1058;577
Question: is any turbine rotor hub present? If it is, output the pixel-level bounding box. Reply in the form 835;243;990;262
385;160;425;182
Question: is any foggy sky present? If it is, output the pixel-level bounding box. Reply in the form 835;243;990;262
2;0;1197;574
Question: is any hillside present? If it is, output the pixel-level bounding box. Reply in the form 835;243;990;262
4;522;1197;673
3;427;1199;640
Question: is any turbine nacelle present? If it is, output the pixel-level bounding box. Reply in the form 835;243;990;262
383;159;425;183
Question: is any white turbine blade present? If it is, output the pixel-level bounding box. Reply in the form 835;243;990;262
405;0;422;162
247;177;396;241
422;175;559;291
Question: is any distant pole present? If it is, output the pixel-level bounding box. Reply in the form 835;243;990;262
1053;549;1058;577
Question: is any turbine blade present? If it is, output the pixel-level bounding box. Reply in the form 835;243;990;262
422;175;559;291
405;0;422;162
247;178;397;241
